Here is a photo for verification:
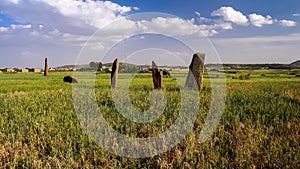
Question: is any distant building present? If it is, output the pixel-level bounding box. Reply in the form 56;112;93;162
28;68;41;73
5;68;15;72
53;67;76;71
34;68;41;73
21;68;29;73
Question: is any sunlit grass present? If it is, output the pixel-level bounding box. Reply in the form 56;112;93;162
0;69;299;168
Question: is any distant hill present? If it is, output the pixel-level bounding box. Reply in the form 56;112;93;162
205;63;295;70
291;60;300;67
56;60;300;72
55;64;89;69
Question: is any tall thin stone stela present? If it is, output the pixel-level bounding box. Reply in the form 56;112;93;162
44;58;48;76
185;53;205;90
151;61;162;89
111;58;119;88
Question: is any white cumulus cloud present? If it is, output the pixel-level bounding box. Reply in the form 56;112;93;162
0;27;9;32
279;20;297;27
248;13;273;27
11;24;32;30
293;13;300;17
0;0;138;35
38;0;136;29
215;21;233;30
7;0;19;4
139;17;218;37
211;6;249;26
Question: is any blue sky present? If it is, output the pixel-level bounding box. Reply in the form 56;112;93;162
0;0;299;68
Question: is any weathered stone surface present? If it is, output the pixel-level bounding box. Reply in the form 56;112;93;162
151;61;162;89
63;76;78;83
44;58;48;76
111;58;119;88
185;53;205;90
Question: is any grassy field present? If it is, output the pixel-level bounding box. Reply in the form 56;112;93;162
0;69;299;168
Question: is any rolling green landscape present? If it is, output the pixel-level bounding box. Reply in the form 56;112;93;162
0;69;299;168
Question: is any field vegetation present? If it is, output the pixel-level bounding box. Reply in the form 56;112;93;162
0;69;299;168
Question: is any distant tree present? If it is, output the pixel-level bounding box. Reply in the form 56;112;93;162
89;61;96;68
89;61;102;69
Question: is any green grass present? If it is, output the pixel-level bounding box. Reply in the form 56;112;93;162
0;69;299;168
